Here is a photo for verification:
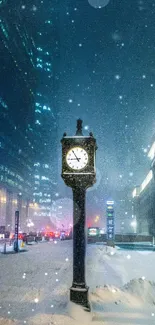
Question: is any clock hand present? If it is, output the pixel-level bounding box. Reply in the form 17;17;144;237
72;150;80;162
68;158;81;160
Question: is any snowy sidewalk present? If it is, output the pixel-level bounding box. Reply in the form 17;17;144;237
0;242;155;324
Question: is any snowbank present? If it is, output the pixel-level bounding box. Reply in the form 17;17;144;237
91;279;155;325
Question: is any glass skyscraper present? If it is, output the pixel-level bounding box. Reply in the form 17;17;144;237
27;4;59;229
0;2;38;231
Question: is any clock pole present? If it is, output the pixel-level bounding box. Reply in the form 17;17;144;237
70;185;89;309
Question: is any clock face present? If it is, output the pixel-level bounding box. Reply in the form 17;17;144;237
66;147;88;170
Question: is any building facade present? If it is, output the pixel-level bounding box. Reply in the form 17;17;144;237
28;4;59;229
0;2;38;231
132;140;155;235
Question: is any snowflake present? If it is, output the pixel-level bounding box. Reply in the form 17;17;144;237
32;5;37;11
115;75;120;80
84;125;89;130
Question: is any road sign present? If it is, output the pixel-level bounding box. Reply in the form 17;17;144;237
107;202;115;241
14;211;19;252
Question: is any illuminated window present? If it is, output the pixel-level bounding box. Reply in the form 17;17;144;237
34;162;40;167
45;20;52;24
148;142;155;160
0;97;8;109
36;63;43;68
41;176;49;180
140;170;153;193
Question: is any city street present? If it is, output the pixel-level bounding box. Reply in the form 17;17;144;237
0;241;155;325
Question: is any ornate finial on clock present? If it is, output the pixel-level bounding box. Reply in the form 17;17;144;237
75;118;83;136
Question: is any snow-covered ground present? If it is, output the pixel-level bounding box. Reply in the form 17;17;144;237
0;241;155;325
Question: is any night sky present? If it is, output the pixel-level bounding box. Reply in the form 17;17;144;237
56;0;155;207
21;0;155;222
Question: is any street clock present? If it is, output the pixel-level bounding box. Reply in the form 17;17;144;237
61;119;97;188
61;119;98;310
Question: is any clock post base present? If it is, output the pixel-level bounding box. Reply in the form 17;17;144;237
70;284;91;311
107;240;115;247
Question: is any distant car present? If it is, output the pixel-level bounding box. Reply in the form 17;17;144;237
5;231;10;239
65;230;73;240
54;231;60;239
44;231;54;241
10;233;27;241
